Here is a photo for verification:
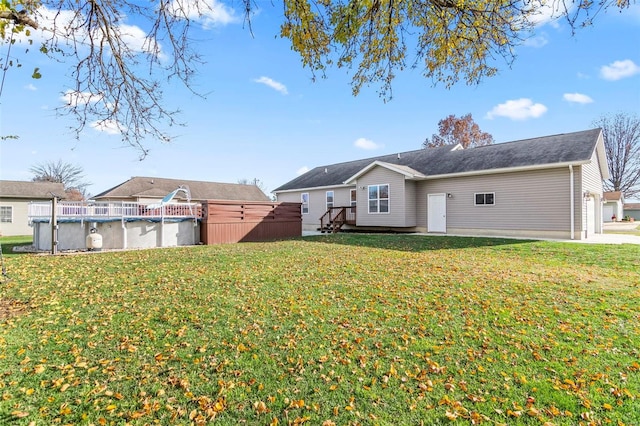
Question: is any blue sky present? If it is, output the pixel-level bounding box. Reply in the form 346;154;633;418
1;2;639;198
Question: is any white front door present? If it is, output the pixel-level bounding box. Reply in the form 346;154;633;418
428;193;447;233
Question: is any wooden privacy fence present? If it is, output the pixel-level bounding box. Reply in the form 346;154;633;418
200;200;302;244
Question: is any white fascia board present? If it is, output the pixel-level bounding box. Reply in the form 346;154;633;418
416;160;592;180
343;161;425;184
273;183;355;194
595;132;610;180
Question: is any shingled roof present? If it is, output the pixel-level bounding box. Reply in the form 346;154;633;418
93;177;270;202
0;180;65;199
603;191;624;202
274;129;604;192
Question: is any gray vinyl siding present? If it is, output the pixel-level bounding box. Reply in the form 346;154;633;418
404;180;417;227
276;186;354;229
416;168;572;232
357;166;409;227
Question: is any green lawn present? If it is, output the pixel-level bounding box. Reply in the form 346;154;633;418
0;234;638;425
0;235;32;255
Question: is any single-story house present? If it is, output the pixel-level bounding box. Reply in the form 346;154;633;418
623;203;640;221
92;176;270;203
274;128;609;240
603;191;625;222
0;180;65;236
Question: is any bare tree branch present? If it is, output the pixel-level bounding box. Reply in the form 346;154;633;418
0;10;39;29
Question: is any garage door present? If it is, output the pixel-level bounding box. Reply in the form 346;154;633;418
603;204;615;222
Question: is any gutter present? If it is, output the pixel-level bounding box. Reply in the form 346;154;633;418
416;160;590;181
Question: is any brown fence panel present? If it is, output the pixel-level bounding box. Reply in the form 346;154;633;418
201;200;302;244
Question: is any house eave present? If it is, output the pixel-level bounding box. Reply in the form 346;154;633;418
273;183;355;194
415;160;593;180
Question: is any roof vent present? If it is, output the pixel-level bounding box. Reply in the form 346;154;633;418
324;168;328;173
397;153;401;159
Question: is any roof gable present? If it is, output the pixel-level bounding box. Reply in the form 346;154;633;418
0;180;65;199
93;177;269;201
344;161;427;184
274;129;604;192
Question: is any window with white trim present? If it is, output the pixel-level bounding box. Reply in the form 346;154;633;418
474;192;495;206
326;191;334;210
301;193;309;214
0;206;12;223
368;184;389;213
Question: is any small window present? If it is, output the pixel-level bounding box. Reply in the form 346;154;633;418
301;193;309;214
326;191;334;210
475;192;495;206
368;184;390;213
0;206;12;223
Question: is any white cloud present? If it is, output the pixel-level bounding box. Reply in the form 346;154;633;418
169;0;239;28
354;137;382;150
116;24;163;58
91;120;122;135
60;90;103;107
485;98;548;120
523;33;549;48
525;2;567;26
563;93;594;104
25;84;37;91
8;6;162;59
296;166;310;175
253;76;288;95
600;60;640;81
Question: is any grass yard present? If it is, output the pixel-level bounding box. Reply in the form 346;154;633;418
0;234;638;425
0;235;32;255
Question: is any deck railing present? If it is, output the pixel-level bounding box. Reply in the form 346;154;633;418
319;206;356;233
28;201;201;220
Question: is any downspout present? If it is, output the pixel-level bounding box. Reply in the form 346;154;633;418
569;165;575;240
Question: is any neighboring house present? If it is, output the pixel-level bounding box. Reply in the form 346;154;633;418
274;129;609;240
93;176;270;203
603;191;625;222
0;180;65;236
623;203;640;221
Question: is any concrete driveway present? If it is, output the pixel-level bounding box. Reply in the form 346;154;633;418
587;221;640;245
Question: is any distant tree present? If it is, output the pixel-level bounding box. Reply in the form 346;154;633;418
423;114;494;149
593;112;640;198
30;160;91;199
64;187;85;201
238;178;268;196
